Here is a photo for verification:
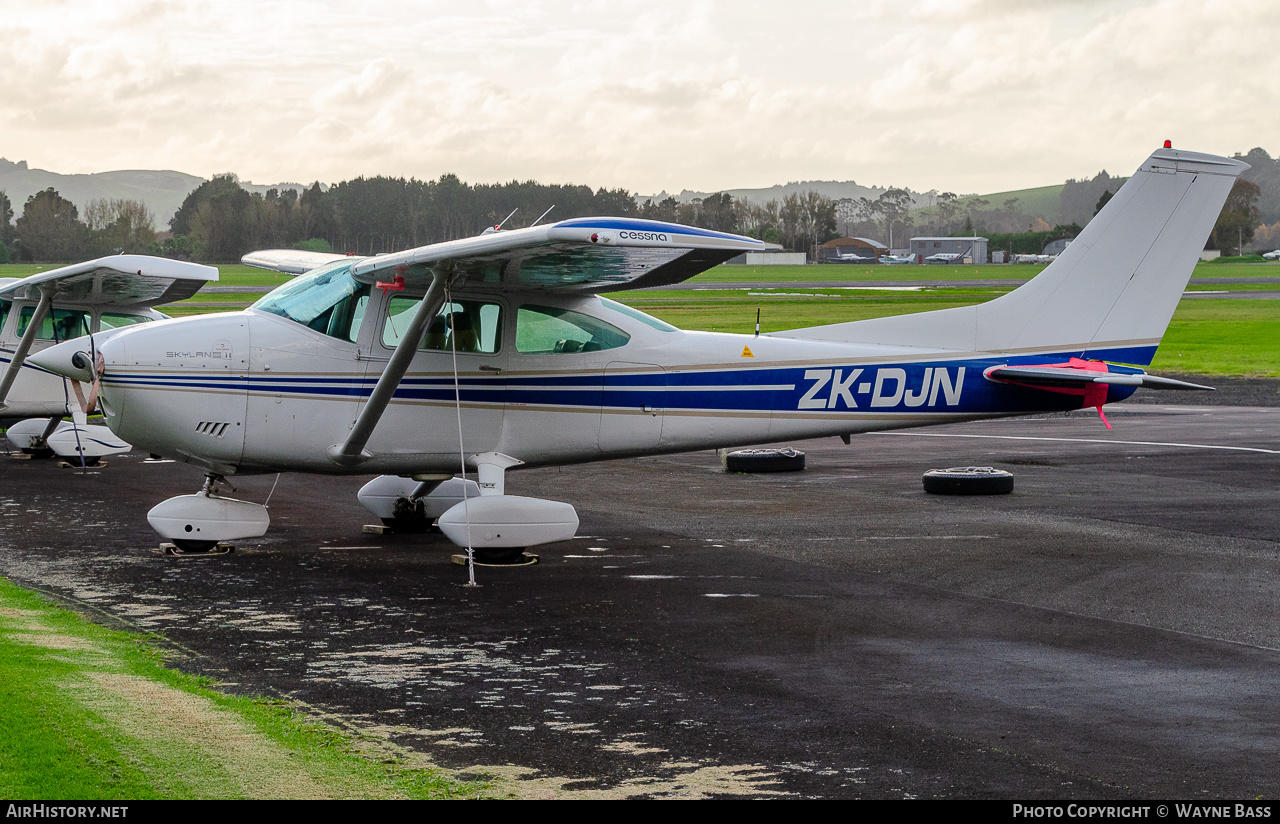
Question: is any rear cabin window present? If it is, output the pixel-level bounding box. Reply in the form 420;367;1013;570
516;305;630;354
598;298;678;332
383;298;502;354
0;301;9;336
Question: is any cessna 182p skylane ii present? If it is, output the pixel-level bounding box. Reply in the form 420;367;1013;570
31;146;1243;557
0;257;216;463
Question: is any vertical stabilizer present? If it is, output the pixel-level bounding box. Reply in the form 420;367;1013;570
775;148;1248;363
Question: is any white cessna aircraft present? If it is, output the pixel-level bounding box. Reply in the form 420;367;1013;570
924;244;972;264
31;146;1242;557
1;256;216;463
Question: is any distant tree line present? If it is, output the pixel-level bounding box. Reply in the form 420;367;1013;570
2;149;1277;264
986;224;1083;256
638;190;839;255
0;188;157;263
165;173;642;262
161;174;843;263
0;177;839;264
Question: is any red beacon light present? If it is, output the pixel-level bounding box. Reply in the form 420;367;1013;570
1164;140;1172;148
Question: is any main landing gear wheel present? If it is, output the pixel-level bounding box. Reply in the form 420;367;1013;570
163;540;235;557
922;466;1015;495
173;539;218;552
723;448;806;473
379;516;434;533
379;496;435;533
476;546;535;565
452;547;540;567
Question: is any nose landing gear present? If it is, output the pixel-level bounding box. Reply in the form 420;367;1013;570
147;474;270;551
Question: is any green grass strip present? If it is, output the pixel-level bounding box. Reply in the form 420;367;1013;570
0;577;485;799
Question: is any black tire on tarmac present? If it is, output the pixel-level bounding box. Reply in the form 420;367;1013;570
473;546;528;565
173;539;219;552
382;497;433;533
922;466;1014;495
380;516;433;534
723;448;806;473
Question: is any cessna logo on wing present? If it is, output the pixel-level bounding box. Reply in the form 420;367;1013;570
797;367;965;409
617;230;668;242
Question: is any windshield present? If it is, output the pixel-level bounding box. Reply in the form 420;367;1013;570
252;261;370;341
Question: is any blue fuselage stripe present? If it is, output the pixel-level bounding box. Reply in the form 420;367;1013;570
103;347;1150;414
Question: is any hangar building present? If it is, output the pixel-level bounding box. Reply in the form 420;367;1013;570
909;236;989;264
818;237;888;262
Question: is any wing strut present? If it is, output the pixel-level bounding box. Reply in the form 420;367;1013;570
0;287;55;410
327;267;449;467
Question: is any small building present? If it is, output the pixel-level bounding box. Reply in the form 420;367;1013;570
744;252;806;265
818;237;887;263
1043;238;1074;256
909;236;989;264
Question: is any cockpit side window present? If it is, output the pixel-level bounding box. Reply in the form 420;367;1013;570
251;263;370;343
516;305;630;354
0;300;9;336
383;297;502;354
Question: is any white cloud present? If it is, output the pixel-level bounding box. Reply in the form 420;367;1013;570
0;0;1275;195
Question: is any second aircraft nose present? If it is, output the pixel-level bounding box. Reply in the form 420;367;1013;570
26;336;99;383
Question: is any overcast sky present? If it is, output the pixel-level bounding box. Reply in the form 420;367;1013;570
2;0;1275;196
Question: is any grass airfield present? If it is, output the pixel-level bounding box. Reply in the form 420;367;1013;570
0;578;482;799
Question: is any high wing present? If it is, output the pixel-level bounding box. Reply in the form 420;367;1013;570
242;249;361;275
239;217;770;468
0;255;218;411
985;361;1213;391
345;217;772;293
0;255;218;308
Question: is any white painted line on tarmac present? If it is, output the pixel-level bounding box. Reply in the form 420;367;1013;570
805;535;996;541
871;431;1280;454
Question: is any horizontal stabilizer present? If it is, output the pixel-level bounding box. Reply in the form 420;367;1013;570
985;363;1213;391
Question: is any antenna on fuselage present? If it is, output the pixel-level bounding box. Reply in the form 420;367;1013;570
755;308;760;337
529;205;556;227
